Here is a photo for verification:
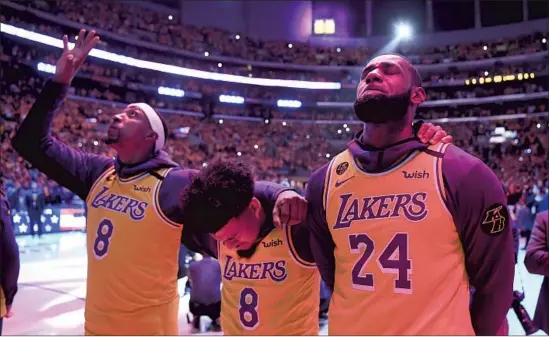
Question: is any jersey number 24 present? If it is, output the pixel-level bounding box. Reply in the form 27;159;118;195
349;232;412;294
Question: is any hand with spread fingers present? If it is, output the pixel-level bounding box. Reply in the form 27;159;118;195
272;190;308;229
53;29;100;85
417;122;454;145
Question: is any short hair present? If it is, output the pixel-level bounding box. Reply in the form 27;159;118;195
383;53;423;87
179;161;254;233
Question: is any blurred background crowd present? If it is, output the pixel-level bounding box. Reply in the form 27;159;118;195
0;0;547;230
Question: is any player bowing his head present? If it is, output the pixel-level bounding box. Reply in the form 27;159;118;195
11;29;308;336
305;53;514;335
179;161;319;335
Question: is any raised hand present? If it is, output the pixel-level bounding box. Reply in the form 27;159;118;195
53;29;100;85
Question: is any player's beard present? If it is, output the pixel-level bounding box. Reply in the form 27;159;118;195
104;126;120;145
353;89;412;124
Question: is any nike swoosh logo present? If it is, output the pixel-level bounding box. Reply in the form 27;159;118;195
335;176;355;188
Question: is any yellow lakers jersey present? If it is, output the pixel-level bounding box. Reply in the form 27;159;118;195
84;167;182;335
0;287;5;318
218;226;320;335
324;144;474;335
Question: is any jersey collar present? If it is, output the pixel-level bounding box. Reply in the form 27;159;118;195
347;129;429;173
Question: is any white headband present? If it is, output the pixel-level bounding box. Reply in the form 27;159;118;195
128;103;165;153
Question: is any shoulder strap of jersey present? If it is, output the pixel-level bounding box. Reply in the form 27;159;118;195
153;167;180;227
427;143;452;202
421;143;450;158
284;225;317;268
323;150;353;210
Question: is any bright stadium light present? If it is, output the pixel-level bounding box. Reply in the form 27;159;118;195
158;86;185;97
395;22;412;40
37;62;56;74
277;99;302;108
219;94;245;104
1;23;342;90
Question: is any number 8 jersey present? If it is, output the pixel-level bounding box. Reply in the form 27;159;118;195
324;144;474;335
218;226;320;335
84;167;182;335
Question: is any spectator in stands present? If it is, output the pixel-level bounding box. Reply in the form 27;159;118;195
187;254;222;333
0;186;20;335
515;193;536;250
524;211;549;335
537;189;548;213
25;180;46;238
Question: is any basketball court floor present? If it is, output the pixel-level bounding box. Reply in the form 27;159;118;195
3;232;547;336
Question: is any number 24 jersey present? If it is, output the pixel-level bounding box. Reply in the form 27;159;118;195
324;144;474;335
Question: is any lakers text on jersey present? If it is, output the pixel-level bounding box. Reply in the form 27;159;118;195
84;168;182;335
324;144;474;335
218;227;320;335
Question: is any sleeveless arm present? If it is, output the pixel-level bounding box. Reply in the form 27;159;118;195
11;80;113;201
0;193;20;306
305;164;336;290
442;145;514;336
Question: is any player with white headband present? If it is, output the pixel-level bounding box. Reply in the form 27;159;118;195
11;29;313;335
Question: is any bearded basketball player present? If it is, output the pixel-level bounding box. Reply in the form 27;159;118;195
305;54;514;335
11;29;305;335
178;119;454;336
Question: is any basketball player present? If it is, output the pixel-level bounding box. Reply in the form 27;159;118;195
11;29;305;335
178;129;451;336
305;54;515;335
179;160;321;335
0;187;20;335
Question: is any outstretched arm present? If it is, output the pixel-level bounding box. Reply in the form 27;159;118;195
160;168;296;227
11;30;112;201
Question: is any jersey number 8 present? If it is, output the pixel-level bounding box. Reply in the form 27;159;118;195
93;219;114;259
349;232;412;294
239;287;259;330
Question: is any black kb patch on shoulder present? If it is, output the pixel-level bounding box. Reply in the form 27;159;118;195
480;203;509;236
336;162;349;175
